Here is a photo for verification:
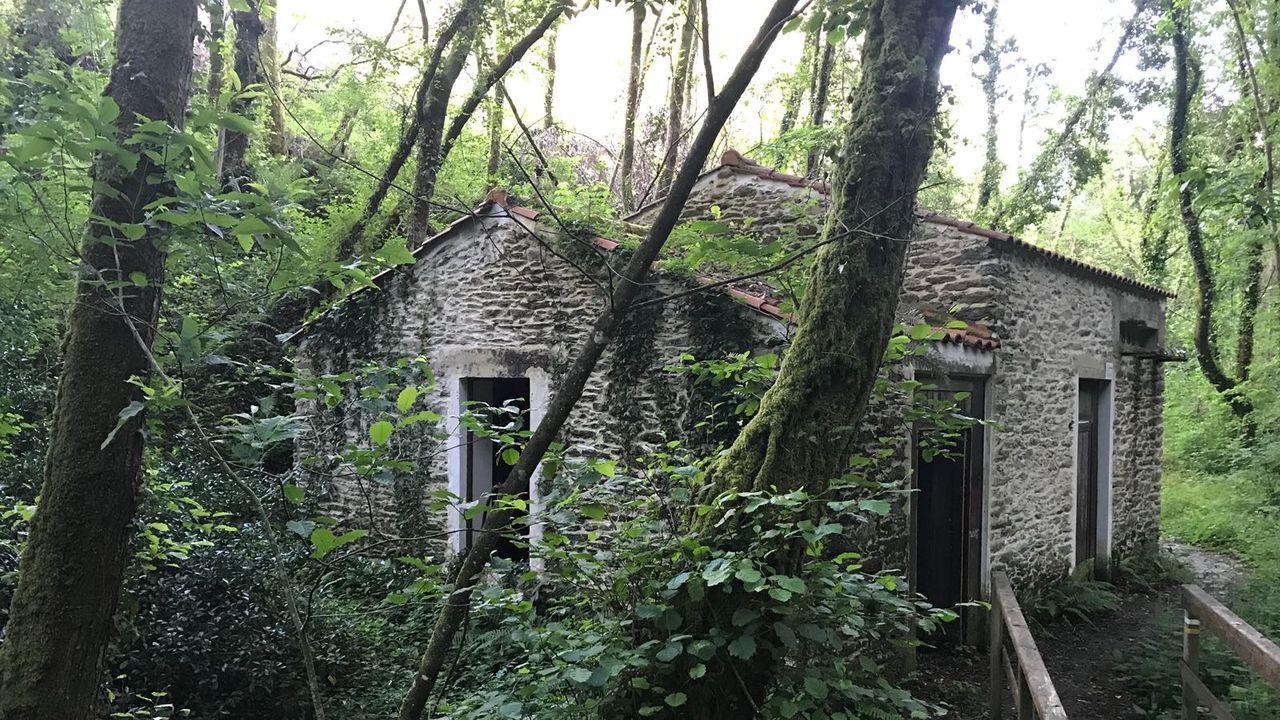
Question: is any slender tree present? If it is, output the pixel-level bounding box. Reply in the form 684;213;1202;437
974;0;1005;210
657;0;698;194
260;0;286;156
0;2;199;718
1169;0;1254;422
804;32;835;175
620;0;648;210
328;0;410;155
544;25;558;128
206;0;226;106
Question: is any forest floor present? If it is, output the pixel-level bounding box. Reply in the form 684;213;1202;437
912;541;1245;719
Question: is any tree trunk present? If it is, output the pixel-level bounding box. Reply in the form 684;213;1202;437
207;0;226;107
620;0;647;210
778;23;818;136
0;2;198;718
804;36;835;176
974;0;1003;210
657;0;699;194
487;83;504;184
394;3;802;717
699;0;715;105
260;0;286;156
407;0;485;244
222;0;264;181
544;26;557;129
333;0;483;262
1168;0;1253;420
672;4;959;714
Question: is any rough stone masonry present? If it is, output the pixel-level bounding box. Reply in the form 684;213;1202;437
294;151;1172;595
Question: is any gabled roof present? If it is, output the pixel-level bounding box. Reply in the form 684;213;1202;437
707;151;1175;300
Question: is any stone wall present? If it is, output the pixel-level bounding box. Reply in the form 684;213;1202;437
296;167;1168;592
295;206;784;555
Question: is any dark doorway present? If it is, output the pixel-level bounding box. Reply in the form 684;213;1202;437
912;376;986;645
463;377;531;562
1076;379;1107;575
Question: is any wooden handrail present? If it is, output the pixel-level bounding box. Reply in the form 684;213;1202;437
1180;584;1280;719
989;570;1069;720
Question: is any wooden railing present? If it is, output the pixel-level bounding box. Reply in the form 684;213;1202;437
989;571;1069;720
1180;584;1280;719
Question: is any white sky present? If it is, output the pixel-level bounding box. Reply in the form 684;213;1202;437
276;0;1150;181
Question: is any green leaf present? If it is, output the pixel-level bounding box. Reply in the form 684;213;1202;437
664;693;687;708
128;271;149;287
773;575;807;594
286;519;315;537
213;111;256;134
396;386;420;413
858;499;891;516
282;484;304;505
688;663;706;679
310;527;366;559
377;239;416;266
655;641;682;662
580;503;606;520
727;634;756;659
500;447;520;465
803;674;829;700
369;420;394;446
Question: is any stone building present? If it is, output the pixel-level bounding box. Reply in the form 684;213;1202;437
293;152;1176;635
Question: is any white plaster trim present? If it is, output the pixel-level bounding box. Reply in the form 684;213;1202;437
1069;371;1115;573
438;349;551;557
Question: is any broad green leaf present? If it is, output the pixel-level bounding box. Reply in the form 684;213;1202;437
727;634;756;659
369;420;394;446
664;693;687;708
396;386;419;412
282;484;304;505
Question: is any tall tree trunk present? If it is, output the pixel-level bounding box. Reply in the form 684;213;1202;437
260;0;286;156
543;26;557;129
657;0;698;194
406;0;481;244
778;23;818;136
1139;165;1171;283
620;0;647;210
804;36;835;176
699;0;715;105
974;0;1003;210
1169;0;1253;420
0;2;198;718
206;0;226;107
222;0;265;181
487;83;504;184
630;2;959;716
394;3;802;717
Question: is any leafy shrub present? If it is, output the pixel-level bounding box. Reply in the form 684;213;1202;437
1022;569;1123;627
1117;549;1192;594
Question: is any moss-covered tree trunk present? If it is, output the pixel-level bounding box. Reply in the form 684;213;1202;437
671;0;959;714
0;1;198;718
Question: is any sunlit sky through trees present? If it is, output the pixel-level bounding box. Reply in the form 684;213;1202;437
279;0;1159;184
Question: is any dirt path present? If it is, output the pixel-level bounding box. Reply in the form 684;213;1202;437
914;542;1245;719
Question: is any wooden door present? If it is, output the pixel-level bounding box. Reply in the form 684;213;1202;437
913;377;986;644
1076;380;1105;573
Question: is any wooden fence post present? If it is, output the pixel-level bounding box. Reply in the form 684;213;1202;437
1182;611;1202;720
990;586;1004;719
